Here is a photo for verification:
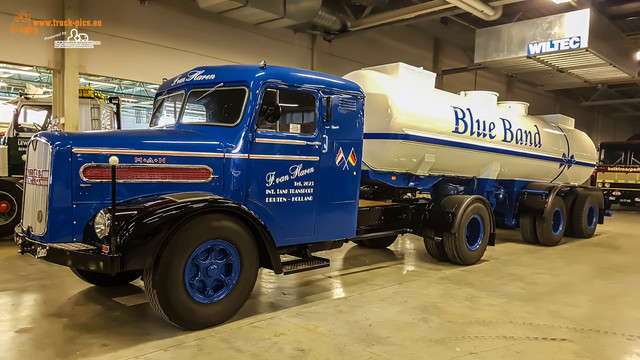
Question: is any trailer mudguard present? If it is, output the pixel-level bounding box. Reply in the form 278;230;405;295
518;183;568;217
86;192;282;274
424;195;496;246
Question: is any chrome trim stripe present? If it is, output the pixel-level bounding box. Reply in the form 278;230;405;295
225;153;249;159
73;148;224;158
255;138;307;145
72;148;319;161
79;163;216;183
249;154;320;161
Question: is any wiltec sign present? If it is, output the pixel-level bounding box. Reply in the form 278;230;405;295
527;36;582;56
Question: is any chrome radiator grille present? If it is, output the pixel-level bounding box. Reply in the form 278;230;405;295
22;138;52;236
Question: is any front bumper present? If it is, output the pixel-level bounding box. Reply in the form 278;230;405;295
15;225;121;274
603;190;640;206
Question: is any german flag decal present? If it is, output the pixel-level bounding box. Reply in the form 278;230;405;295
348;148;357;166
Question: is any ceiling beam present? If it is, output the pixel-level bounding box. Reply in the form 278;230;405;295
582;98;640;106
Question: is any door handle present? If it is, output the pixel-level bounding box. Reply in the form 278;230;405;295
322;135;329;153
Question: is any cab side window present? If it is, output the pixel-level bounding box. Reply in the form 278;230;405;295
257;88;316;135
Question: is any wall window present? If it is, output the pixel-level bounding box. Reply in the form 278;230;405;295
257;88;316;135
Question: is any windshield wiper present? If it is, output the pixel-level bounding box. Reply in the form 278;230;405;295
196;83;224;102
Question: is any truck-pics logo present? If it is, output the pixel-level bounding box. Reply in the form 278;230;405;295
336;147;357;170
10;10;38;34
9;10;102;37
451;106;542;148
54;28;100;48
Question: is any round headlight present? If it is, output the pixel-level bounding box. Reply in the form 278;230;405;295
94;209;111;239
604;183;610;188
596;182;602;187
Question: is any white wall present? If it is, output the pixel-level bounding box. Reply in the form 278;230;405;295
0;0;637;142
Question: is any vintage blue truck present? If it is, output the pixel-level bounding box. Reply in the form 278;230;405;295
15;62;605;329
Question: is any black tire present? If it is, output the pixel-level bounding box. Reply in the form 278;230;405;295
423;229;448;261
519;213;539;244
572;194;599;238
442;202;491;265
144;214;259;330
0;179;22;238
71;268;141;287
535;197;567;246
357;235;397;248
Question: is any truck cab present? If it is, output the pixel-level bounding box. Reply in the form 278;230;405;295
16;64;365;329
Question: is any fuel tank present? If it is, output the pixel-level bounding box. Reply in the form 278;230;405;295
343;63;597;185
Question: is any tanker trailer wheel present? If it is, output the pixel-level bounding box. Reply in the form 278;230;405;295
144;214;259;330
70;268;142;287
0;179;22;238
571;194;599;238
423;230;448;262
535;197;567;246
519;214;539;244
442;202;490;265
356;235;397;249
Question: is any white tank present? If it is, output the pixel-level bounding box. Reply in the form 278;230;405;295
343;63;597;185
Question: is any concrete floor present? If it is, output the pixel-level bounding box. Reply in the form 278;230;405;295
1;207;640;360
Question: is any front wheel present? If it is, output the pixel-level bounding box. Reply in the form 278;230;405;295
0;179;22;238
71;268;141;287
442;202;491;265
144;214;259;330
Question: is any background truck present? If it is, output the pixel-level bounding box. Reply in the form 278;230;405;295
0;87;120;237
593;133;640;206
15;63;605;330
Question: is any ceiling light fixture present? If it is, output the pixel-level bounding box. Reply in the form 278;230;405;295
121;97;139;103
635;50;640;62
551;0;572;3
79;78;119;87
0;68;39;77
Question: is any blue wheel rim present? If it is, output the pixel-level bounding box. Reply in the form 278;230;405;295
587;205;596;229
184;239;240;304
552;208;563;236
465;214;484;251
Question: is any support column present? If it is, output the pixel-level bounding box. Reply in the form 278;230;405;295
52;0;79;131
310;34;320;72
433;38;442;89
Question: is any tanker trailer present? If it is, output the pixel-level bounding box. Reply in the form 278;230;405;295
344;63;605;261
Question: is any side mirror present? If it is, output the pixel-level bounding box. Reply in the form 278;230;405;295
261;101;281;124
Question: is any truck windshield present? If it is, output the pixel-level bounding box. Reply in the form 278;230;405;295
631;150;640;166
149;92;184;128
15;105;51;131
599;148;626;166
182;87;247;126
